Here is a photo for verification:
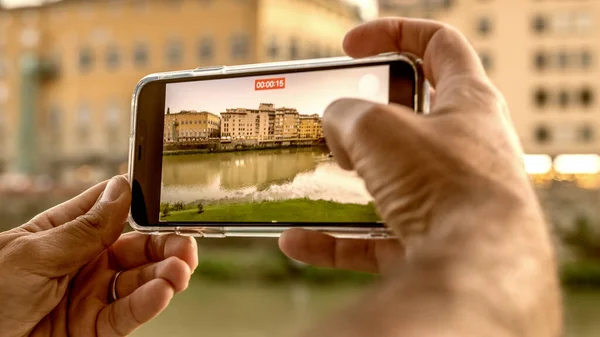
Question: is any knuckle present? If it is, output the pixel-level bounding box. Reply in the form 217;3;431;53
76;202;109;230
71;203;112;250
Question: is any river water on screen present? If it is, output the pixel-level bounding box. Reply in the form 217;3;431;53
160;147;373;205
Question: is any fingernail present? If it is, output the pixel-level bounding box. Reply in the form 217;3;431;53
101;177;124;202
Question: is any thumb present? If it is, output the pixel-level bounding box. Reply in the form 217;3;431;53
323;98;422;173
323;98;428;236
36;176;131;276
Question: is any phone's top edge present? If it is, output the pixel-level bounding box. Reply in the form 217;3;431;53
134;52;416;85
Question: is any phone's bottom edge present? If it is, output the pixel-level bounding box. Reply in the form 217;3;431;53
128;225;396;239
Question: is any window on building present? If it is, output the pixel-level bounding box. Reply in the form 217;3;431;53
166;39;183;66
479;51;492;71
79;47;94;72
289;37;299;60
580;87;594;107
134;43;148;67
534;51;547;71
267;36;278;59
580;125;594;143
557;49;568;69
198;37;214;62
558;90;570;109
581;50;593;69
105;45;120;70
231;34;249;60
534;88;549;108
533;15;547;33
535;125;551;143
575;12;593;32
477;17;492;36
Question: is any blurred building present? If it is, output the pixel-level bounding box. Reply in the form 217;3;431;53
379;0;599;159
164;110;221;143
299;114;322;139
0;0;361;184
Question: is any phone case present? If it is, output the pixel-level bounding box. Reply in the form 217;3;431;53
128;52;429;238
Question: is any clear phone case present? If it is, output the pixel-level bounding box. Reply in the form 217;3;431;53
127;52;429;238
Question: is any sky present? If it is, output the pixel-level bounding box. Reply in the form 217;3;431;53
1;0;378;19
165;65;389;116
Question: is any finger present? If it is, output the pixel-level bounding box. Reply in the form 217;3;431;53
97;278;174;337
279;229;404;274
115;256;191;299
322;98;436;237
343;18;485;89
109;233;198;272
31;176;132;276
24;180;109;231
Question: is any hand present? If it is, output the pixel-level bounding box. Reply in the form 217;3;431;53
282;18;560;337
0;176;198;337
279;17;535;273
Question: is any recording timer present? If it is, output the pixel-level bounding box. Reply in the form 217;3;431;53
255;77;286;91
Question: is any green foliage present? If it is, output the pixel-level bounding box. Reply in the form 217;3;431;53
195;260;240;282
561;262;600;289
561;215;600;260
160;203;171;217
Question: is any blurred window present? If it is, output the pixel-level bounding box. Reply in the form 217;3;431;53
581;50;593;69
477;17;492;35
580;125;594;143
479;51;493;71
534;50;547;71
556;49;569;69
79;47;94;72
267;36;278;59
289;37;299;60
105;45;120;70
535;125;551;143
534;88;549;108
231;34;249;60
198;37;214;62
558;90;570;109
580;87;594;107
575;12;593;32
533;15;547;33
166;39;183;66
134;43;148;68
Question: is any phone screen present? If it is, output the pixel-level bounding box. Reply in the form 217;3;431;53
131;58;419;226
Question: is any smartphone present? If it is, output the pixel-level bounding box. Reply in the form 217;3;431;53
128;52;428;238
